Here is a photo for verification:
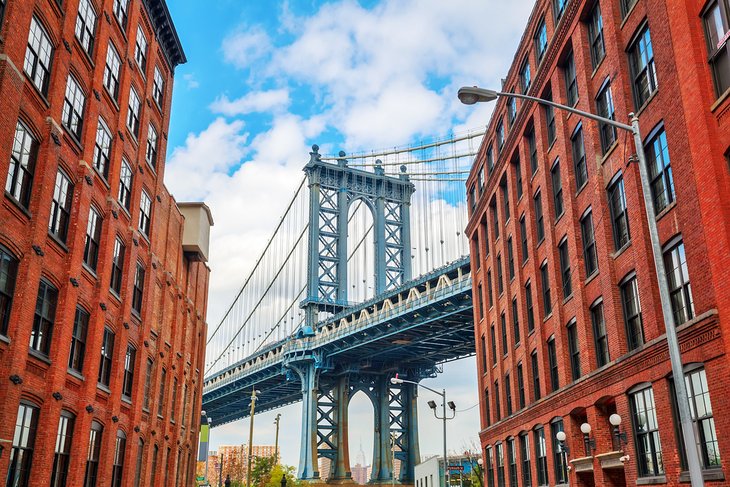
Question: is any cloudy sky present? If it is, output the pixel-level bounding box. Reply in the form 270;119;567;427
164;0;533;469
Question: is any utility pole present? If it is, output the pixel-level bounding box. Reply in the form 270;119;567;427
274;413;281;464
247;388;261;487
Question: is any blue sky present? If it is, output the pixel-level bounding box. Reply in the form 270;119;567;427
163;0;534;470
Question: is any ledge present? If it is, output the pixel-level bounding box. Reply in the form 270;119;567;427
596;451;625;470
570;456;594;473
679;469;725;482
636;475;667;485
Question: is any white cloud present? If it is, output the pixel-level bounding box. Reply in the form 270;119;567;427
183;73;200;89
222;26;272;69
210;89;291;116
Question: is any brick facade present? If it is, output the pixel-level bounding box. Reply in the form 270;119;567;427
466;0;730;486
0;0;210;486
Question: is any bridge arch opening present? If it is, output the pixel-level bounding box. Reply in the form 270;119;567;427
347;198;376;303
348;389;375;482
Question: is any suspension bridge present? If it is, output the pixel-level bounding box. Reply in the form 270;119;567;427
201;129;483;483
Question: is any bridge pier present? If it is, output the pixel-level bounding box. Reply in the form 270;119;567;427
318;376;354;483
289;361;321;480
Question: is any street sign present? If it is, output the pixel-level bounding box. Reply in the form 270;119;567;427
449;466;464;472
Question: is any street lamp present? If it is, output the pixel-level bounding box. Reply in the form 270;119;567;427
202;411;213;485
247;389;262;487
459;85;704;487
274;414;281;465
391;375;456;487
580;423;596;456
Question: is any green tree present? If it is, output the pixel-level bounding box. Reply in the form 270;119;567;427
251;455;277;487
267;464;300;487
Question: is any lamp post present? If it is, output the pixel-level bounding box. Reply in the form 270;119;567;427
274;414;281;464
458;85;704;487
202;411;213;485
580;423;596;457
391;376;456;487
247;388;261;487
555;431;569;481
477;458;484;487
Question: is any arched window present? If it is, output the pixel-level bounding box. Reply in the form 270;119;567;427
51;410;76;487
7;401;40;487
0;244;19;336
84;420;104;487
111;429;127;487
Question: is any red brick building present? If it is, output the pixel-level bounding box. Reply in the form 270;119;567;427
0;0;212;486
466;0;730;486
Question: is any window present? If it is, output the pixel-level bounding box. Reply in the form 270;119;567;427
75;0;97;55
491;324;497;366
517;362;526;409
525;281;535;333
48;169;74;243
31;279;57;356
501;179;510;221
591;300;610;367
572;124;587;189
68;306;89;372
62;75;86;140
153;66;165;107
477;284;485;321
134;26;148;72
621;274;644;350
500;312;508;355
534;426;548;486
505;373;513;415
0;0;5;25
679;367;721;469
51;410;75;487
534;190;544;242
608;175;630;250
0;246;18;336
545;93;556;146
630;386;664;477
111;430;127;487
596;80;617;152
496;442;506;487
83;207;102;271
122;344;136;399
497;254;504;295
629;25;658;109
494;380;501;421
139;190;152;236
143;358;153;410
134;439;145;487
492;204;499;240
508;96;517;127
645;127;675;213
24;17;53;96
554;0;568;21
581;210;598;277
567;319;580;380
703;0;730;96
531;350;541;400
113;0;129;27
527;129;538;174
93;118;112;178
480;335;488;372
520;58;531;93
146;124;158;169
486;446;495;487
478;166;486;194
588;2;605;68
512;297;520;345
519;216;528;263
485;388;491;427
98;327;115;387
520;433;532;487
540;261;551;316
132;263;145;314
514;158;523;200
551;160;563;218
118;158;133;211
487;145;495;175
564;49;578;106
551;419;569;483
150;444;159;486
158;367;167;416
473;236;481;270
535;18;548;63
547;337;559;391
84;421;103;487
664;239;694;325
497;120;505;152
6;121;38;209
7;402;40;487
182;384;189;428
103;43;122;100
507;438;518;486
110;238;125;295
621;0;639;16
487;270;494;307
171;377;179;421
127;87;141;137
558;238;571;298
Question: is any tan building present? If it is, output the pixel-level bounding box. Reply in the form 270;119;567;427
217;444;278;484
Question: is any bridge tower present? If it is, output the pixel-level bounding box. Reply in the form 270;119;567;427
291;146;420;483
